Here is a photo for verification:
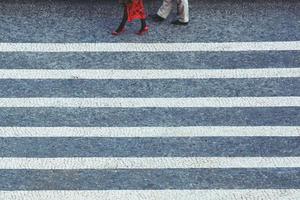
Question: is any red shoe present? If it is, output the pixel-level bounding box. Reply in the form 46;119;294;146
112;28;125;36
136;26;149;36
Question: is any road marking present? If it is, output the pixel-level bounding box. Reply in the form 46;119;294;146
0;126;299;137
0;41;300;52
0;68;299;79
0;190;299;200
1;157;299;169
0;97;299;107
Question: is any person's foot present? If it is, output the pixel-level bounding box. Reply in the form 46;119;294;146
112;27;126;36
136;26;149;36
171;19;189;25
151;14;165;22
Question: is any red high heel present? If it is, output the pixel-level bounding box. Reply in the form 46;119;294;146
112;28;126;36
136;26;149;36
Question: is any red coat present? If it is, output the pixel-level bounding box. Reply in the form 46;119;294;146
126;0;146;22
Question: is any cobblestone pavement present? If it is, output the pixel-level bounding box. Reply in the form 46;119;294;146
0;0;299;199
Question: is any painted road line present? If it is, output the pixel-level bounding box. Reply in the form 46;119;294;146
1;157;300;169
0;190;299;200
0;68;299;79
0;97;299;108
0;41;300;52
0;126;299;137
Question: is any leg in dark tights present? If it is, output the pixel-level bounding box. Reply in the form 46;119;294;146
140;19;146;31
116;5;128;33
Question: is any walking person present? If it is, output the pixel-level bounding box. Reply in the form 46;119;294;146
112;0;149;36
152;0;189;25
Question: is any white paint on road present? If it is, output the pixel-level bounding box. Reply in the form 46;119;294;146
0;126;299;137
0;41;300;52
1;190;300;200
1;157;300;169
0;68;299;79
0;97;299;107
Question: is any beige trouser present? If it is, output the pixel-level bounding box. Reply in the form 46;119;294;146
157;0;189;23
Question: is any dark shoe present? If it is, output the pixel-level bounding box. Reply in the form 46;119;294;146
112;27;126;36
171;19;189;25
151;14;165;22
136;26;149;36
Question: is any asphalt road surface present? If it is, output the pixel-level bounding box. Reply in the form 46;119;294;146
0;0;300;199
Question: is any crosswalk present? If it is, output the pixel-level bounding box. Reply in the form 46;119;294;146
0;41;299;200
0;41;300;52
1;68;299;79
2;190;300;200
0;97;299;107
2;157;300;169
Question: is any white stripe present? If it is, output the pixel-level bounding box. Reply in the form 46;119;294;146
1;157;299;169
1;190;300;200
0;126;299;137
0;68;299;79
0;97;299;107
0;41;300;52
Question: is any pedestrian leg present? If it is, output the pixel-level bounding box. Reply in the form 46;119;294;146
157;0;173;19
136;19;149;35
141;19;146;30
177;0;189;23
113;4;128;34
